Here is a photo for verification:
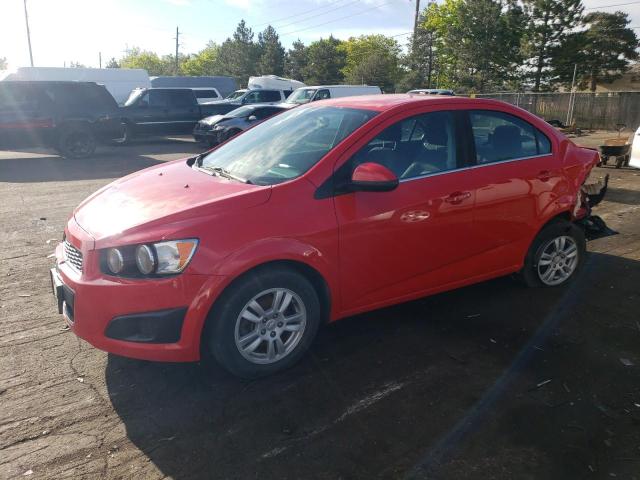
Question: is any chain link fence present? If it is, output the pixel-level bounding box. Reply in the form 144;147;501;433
473;92;640;131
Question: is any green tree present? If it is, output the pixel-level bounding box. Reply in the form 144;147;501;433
303;36;345;84
552;11;639;91
105;57;120;68
423;0;464;89
406;9;438;89
258;25;285;75
285;40;308;81
0;57;7;70
338;35;401;90
215;20;260;85
119;47;173;75
69;61;87;68
181;42;219;75
521;0;583;91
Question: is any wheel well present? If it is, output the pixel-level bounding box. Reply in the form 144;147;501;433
200;260;332;356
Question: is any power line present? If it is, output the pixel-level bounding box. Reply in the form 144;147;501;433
585;1;640;10
279;0;399;37
275;0;362;30
252;0;353;28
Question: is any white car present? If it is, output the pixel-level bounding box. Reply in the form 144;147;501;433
191;87;222;104
281;85;383;108
630;125;640;168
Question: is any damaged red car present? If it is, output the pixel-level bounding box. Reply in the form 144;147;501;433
51;95;608;378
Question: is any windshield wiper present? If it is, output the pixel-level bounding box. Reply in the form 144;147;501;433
196;164;251;184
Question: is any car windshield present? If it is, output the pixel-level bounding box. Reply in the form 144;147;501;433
225;106;254;118
200;106;377;185
124;89;145;106
225;90;246;100
286;88;317;104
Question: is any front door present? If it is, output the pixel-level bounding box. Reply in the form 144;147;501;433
334;110;477;312
166;90;200;134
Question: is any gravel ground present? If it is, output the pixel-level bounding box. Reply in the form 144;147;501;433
1;135;639;480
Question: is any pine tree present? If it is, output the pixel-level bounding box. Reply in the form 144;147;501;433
285;40;308;81
521;0;583;91
302;36;346;84
215;20;260;86
257;26;285;76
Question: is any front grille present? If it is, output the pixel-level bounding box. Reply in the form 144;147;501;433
64;240;83;272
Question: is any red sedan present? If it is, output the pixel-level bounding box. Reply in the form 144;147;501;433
51;95;604;378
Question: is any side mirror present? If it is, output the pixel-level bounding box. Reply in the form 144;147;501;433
350;162;398;192
247;115;257;121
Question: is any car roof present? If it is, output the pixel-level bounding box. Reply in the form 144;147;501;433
317;94;504;112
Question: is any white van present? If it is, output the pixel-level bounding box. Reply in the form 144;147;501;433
1;67;150;104
191;87;222;104
248;75;305;92
282;85;382;107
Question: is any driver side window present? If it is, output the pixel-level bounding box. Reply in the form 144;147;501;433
350;111;458;180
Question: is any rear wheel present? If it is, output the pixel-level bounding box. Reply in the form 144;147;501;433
57;126;96;158
224;128;242;142
519;220;586;288
206;267;321;378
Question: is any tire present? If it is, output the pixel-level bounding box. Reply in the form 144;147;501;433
519;219;586;288
114;123;134;145
57;126;96;158
205;267;321;378
615;156;625;169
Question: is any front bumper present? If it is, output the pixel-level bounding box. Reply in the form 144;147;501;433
51;220;227;362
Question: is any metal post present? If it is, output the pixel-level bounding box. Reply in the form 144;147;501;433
566;64;577;126
99;52;102;68
23;0;34;67
175;27;180;75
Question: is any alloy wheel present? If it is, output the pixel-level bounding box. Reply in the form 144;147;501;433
537;235;579;286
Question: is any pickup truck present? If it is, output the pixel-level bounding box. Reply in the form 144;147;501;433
119;88;221;141
201;89;290;115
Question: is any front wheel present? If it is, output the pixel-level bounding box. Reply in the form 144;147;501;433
57;126;96;158
206;268;321;378
519;220;586;288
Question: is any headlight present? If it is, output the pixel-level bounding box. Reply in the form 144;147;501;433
106;248;124;274
135;244;156;275
101;239;198;277
154;240;198;274
212;125;225;130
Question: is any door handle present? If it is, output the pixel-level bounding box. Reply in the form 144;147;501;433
445;191;471;204
537;170;552;181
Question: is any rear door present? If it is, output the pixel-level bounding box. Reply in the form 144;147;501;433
466;109;558;272
166;89;200;134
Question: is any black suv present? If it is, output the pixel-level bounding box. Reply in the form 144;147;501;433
0;81;123;158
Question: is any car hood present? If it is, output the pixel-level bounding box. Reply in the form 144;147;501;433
74;159;270;245
200;114;226;125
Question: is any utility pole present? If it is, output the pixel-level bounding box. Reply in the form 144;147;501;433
413;0;421;45
23;0;34;66
174;26;180;75
99;52;102;68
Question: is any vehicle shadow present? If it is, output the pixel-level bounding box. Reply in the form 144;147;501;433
104;252;640;479
603;186;640;206
0;139;203;183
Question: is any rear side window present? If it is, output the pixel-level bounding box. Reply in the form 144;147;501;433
258;90;282;102
168;90;194;107
0;84;39;112
315;89;331;100
470;110;551;164
44;84;116;112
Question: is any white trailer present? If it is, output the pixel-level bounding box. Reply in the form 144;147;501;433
0;67;150;104
248;75;305;92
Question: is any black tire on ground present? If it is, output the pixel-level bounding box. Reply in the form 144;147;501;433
518;219;586;288
57;126;96;158
205;267;321;378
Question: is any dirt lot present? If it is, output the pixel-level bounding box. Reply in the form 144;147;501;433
1;135;639;480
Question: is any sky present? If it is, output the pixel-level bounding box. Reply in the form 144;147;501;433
0;0;639;70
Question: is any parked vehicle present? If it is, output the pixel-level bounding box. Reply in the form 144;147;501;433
119;87;222;141
1;67;151;104
193;104;288;146
192;87;222;104
0;81;123;158
150;76;237;98
281;85;382;108
200;88;291;115
408;88;455;96
629;125;640;168
248;75;305;93
51;94;608;378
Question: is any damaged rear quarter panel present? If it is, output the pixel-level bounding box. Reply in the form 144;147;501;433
558;139;600;218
